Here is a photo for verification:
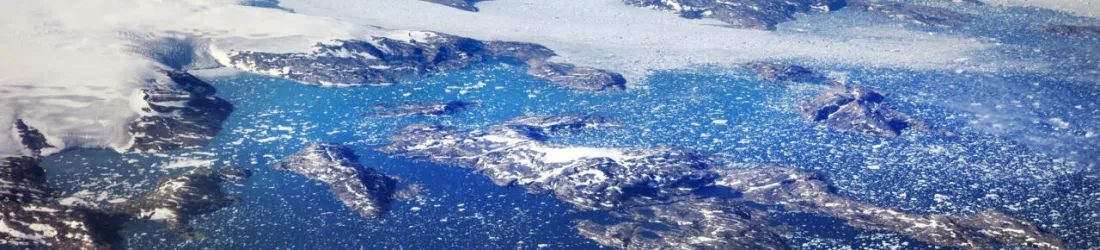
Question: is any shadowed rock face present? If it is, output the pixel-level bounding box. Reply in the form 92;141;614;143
224;32;626;91
378;115;1066;250
622;0;846;30
111;166;251;238
13;120;54;157
0;157;50;204
1041;25;1100;36
743;61;826;83
272;143;400;218
796;86;926;137
1;157;126;250
363;101;480;118
848;0;970;27
575;197;789;250
420;0;484;12
714;166;1068;250
128;70;234;153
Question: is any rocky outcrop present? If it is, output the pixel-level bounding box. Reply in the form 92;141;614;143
622;0;846;30
363;101;480;118
111;166;251;238
378;120;713;210
0;156;51;204
272;143;403;218
0;203;126;250
848;1;971;27
524;61;626;91
128;70;234;153
2;153;250;249
501;114;623;136
420;0;484;12
13;120;55;157
378;115;1065;250
714;166;1068;250
221;32;626;91
575;197;788;250
796;86;927;137
743;61;826;83
1041;25;1100;36
1;157;126;250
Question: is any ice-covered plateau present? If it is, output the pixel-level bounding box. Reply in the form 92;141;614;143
219;32;627;91
379;114;1066;250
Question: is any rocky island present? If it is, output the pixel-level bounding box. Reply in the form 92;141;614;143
379;115;713;210
379;114;1065;250
796;86;928;137
111;166;252;238
363;101;480;118
501;114;624;135
272;143;411;218
743;61;828;83
221;32;626;91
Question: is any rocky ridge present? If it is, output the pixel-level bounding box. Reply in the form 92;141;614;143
1;153;251;249
272;143;415;218
796;86;928;137
575;196;789;250
222;32;626;91
379;114;1066;250
714;166;1068;250
127;70;234;153
379;115;713;210
3;121;250;249
111;166;252;238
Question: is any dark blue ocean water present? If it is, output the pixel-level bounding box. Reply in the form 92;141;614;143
37;1;1100;249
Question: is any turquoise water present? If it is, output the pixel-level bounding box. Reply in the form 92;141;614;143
37;2;1100;249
